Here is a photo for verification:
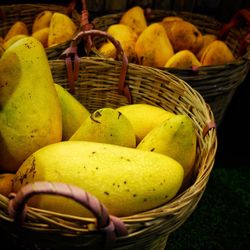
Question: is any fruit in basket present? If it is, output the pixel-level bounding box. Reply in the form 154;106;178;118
137;114;197;188
70;107;136;148
32;27;50;48
162;20;203;53
3;21;29;43
2;34;28;50
162;16;184;22
98;24;138;62
0;37;62;173
135;23;174;67
200;40;235;66
196;33;217;60
48;12;77;47
13;140;184;217
32;10;53;33
119;6;147;36
0;173;15;197
165;49;201;68
116;104;175;144
54;83;90;140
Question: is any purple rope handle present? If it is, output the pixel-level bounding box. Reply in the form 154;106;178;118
62;29;132;103
8;181;128;249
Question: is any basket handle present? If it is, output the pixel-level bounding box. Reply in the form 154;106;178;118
219;9;250;57
62;29;132;103
8;181;128;249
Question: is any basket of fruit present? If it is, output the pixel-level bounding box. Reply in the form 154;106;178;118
90;6;250;126
0;30;217;249
0;2;81;59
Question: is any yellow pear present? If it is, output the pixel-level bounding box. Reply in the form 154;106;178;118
135;22;174;67
163;20;203;53
137;114;197;188
70;107;136;148
116;104;175;144
48;12;77;47
197;34;217;60
99;24;138;62
165;50;201;68
54;83;90;141
119;6;147;36
200;40;235;66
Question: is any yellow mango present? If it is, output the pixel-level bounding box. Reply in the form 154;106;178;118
32;27;49;48
70;107;136;148
116;104;175;144
135;23;174;67
165;50;201;68
48;12;77;47
13;141;184;217
0;37;62;173
196;34;217;60
200;40;235;66
4;21;29;43
119;6;147;36
32;10;53;33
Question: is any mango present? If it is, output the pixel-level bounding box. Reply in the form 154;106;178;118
13;141;184;217
0;173;15;197
165;49;201;68
135;23;174;67
32;10;53;33
2;34;28;50
137;114;197;188
4;21;29;43
32;27;50;48
196;34;217;60
54;83;90;140
163;20;203;54
119;6;147;36
70;107;136;148
0;37;62;173
116;104;175;144
48;12;77;47
200;40;235;66
99;24;138;62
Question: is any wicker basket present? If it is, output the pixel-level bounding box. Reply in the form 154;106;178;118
91;9;250;126
0;30;217;249
0;3;81;59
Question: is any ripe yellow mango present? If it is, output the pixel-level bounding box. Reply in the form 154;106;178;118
99;24;138;62
54;83;90;140
32;27;50;48
165;50;201;68
0;37;62;172
32;10;53;33
163;20;203;54
116;104;175;144
119;6;147;36
137;114;197;188
48;12;77;47
196;34;217;60
13;141;184;217
135;23;174;67
2;34;28;50
0;173;15;197
200;40;235;66
4;21;29;43
70;107;136;148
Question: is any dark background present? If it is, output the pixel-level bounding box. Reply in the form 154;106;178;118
1;0;250;249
